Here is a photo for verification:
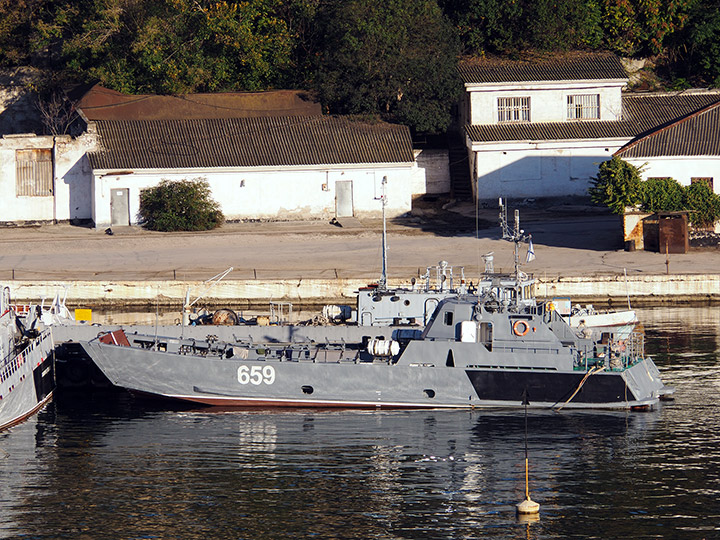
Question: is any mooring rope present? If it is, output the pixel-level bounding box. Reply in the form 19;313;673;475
554;365;606;411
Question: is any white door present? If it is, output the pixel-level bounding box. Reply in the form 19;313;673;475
335;181;354;217
110;188;130;226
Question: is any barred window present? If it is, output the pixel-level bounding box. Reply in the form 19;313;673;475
16;149;53;196
497;97;530;123
567;94;600;120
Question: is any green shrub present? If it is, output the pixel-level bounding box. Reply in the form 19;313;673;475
640;177;685;212
139;178;224;231
588;156;643;214
682;180;720;228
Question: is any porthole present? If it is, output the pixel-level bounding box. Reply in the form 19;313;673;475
424;389;436;398
302;385;314;395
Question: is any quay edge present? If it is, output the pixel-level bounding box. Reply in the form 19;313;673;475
6;273;720;310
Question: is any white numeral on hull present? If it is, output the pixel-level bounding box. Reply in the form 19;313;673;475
237;365;276;385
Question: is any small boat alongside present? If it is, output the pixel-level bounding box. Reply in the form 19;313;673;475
0;287;55;431
80;292;673;410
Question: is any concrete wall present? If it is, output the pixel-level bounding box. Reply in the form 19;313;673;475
413;148;450;195
472;139;629;199
624;156;720;192
623;211;653;250
10;274;720;309
0;132;97;223
466;80;625;125
92;164;415;228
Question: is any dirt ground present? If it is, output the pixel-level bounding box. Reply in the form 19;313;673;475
1;196;719;282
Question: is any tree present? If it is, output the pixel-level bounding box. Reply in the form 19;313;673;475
639;177;685;213
682;180;720;227
139;178;224;231
440;0;602;55
588;156;643;214
315;0;461;134
31;0;305;94
600;0;694;57
668;1;720;87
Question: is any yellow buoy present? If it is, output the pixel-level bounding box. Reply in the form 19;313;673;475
517;391;540;515
516;456;540;514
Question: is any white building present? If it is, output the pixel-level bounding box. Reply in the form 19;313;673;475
458;53;720;200
89;115;417;228
1;84;445;227
616;99;720;192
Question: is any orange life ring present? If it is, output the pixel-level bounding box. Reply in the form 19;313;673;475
513;320;530;337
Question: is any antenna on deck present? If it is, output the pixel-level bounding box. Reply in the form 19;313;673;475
376;176;388;289
499;198;531;280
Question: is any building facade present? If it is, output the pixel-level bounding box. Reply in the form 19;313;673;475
458;53;720;201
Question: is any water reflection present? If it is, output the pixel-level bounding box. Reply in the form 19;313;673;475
0;307;718;539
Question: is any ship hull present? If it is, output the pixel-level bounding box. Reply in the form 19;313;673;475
0;330;55;431
81;338;661;410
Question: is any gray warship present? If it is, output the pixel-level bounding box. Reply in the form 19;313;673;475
0;286;56;430
79;202;672;410
80;292;672;410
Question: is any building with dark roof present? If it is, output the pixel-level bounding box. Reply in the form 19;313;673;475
2;84;441;226
75;87;425;227
458;52;720;201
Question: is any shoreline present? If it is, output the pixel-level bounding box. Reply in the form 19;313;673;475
8;273;720;310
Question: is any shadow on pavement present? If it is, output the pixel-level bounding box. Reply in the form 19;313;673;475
394;195;624;251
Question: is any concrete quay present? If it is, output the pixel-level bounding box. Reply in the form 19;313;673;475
6;273;720;311
2;199;720;308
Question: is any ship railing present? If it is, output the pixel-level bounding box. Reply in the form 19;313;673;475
574;331;646;372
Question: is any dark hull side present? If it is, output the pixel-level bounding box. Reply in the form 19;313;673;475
466;370;635;406
33;353;55;404
134;368;641;410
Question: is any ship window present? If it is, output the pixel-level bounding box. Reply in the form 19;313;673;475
480;322;493;351
443;311;454;326
424;389;436;398
302;385;314;394
446;350;455;367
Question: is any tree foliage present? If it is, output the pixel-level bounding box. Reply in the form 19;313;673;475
27;0;312;94
315;0;461;134
682;180;720;227
139;178;224;231
639;177;685;213
600;0;694;57
591;163;720;227
4;0;720;131
589;157;644;215
440;0;602;55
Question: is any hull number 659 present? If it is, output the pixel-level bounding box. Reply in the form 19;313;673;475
237;365;276;385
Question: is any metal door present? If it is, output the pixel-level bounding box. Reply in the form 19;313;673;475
111;188;130;226
335;181;354;217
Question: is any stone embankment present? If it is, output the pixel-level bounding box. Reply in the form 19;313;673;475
8;273;720;311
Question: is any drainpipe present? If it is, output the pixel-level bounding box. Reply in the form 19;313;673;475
52;137;57;223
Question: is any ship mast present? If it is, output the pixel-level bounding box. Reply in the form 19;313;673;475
378;176;388;289
499;198;529;281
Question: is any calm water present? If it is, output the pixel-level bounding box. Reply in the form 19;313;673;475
1;307;719;539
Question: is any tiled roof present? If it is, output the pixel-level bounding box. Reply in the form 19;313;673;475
78;84;321;121
459;53;627;84
466;92;720;144
89;116;415;170
616;100;720;157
